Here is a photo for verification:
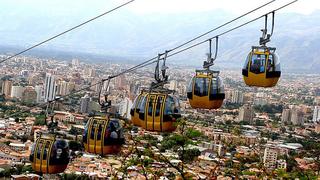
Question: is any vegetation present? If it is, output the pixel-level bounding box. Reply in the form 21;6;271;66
69;140;82;151
60;173;90;180
224;102;242;110
69;126;81;135
254;104;283;114
261;131;279;141
33;114;46;125
119;118;203;179
255;119;266;126
0;165;34;177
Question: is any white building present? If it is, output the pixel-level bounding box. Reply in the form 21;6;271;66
281;106;304;126
10;86;25;99
313;106;320;123
231;90;243;104
118;97;133;119
277;159;287;169
263;147;278;169
57;81;70;96
80;94;91;114
169;80;178;91
35;85;45;103
254;93;268;105
44;73;57;102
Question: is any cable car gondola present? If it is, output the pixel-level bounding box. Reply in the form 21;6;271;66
187;37;225;109
30;134;69;174
242;12;281;87
131;91;180;132
30;100;70;174
83;115;124;155
130;52;181;132
83;80;125;155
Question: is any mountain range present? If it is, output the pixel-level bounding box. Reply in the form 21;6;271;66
0;7;319;73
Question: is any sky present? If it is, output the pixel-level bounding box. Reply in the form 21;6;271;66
0;0;319;70
124;0;319;15
0;0;318;52
1;0;319;15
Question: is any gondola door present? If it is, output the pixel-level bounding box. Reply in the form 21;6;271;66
33;138;42;172
87;119;95;153
154;95;165;131
94;120;104;154
146;94;156;131
41;140;53;173
33;139;53;173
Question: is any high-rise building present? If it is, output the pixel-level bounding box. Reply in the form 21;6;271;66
22;86;37;104
314;97;320;105
313;106;320;123
57;81;70;96
177;84;187;96
242;93;253;104
225;90;232;101
282;106;304;126
90;79;100;93
11;86;26;99
281;108;291;124
19;70;29;77
80;94;91;114
85;68;96;77
231;90;243;104
35;85;45;103
44;73;57;102
1;80;13;98
238;104;254;124
169;80;178;91
119;97;133;119
263;147;278;169
115;75;127;90
71;59;80;66
291;107;304;126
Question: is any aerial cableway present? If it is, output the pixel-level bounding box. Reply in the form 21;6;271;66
2;0;298;174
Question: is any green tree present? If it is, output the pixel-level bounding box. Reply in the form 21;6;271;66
34;115;46;126
69;140;82;151
21;165;34;173
60;173;90;180
69;126;80;135
286;155;297;172
271;132;279;141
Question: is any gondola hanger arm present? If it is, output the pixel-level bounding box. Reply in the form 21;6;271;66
259;11;275;46
203;36;218;69
99;78;112;110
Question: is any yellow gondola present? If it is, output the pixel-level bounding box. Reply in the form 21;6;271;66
130;91;181;132
130;51;181;132
242;46;280;87
30;134;69;174
187;37;225;109
83;115;125;155
187;70;225;109
242;12;281;87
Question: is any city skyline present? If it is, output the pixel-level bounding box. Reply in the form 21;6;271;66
0;0;319;179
